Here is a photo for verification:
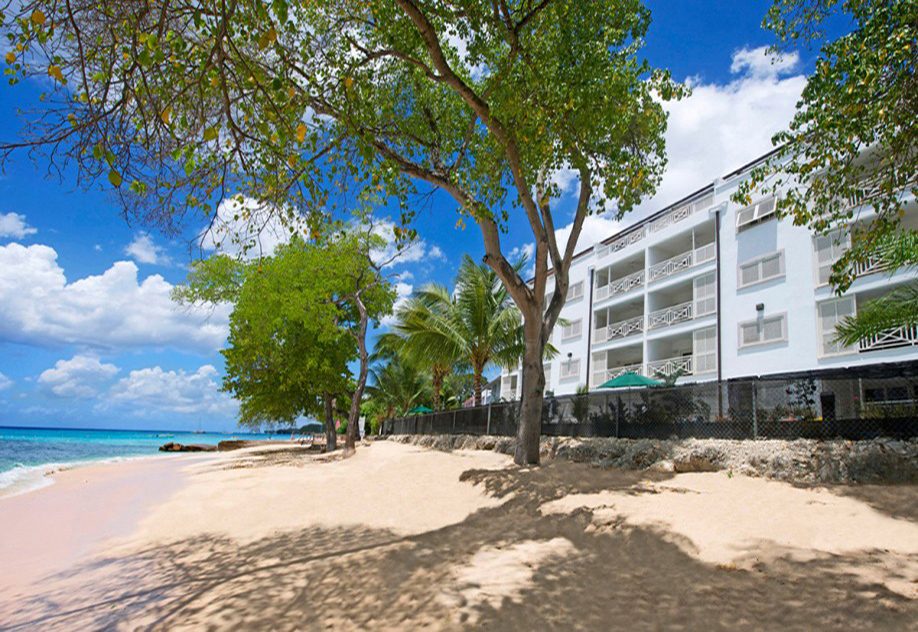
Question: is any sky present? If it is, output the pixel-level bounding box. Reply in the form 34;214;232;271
0;1;835;431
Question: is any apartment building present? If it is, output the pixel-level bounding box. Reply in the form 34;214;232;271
501;152;918;401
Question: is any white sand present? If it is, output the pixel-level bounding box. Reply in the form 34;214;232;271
541;472;918;598
121;441;510;548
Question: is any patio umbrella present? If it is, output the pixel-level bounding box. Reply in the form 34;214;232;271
597;372;662;389
596;372;662;436
407;405;434;414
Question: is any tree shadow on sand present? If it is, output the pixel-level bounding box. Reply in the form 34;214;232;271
2;461;915;631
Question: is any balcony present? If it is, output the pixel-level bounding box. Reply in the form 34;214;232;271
591;362;644;388
859;325;918;352
647;355;694;378
596;227;647;259
648;193;714;234
648;243;715;283
647;300;693;330
594;314;644;344
595;269;644;302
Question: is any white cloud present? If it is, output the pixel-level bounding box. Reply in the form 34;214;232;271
38;355;119;398
508;243;535;263
553;46;804;254
0;372;12;391
200;197;303;258
0;212;37;239
370;220;446;268
94;244;102;251
108;364;237;415
0;243;229;354
380;281;414;327
125;232;172;266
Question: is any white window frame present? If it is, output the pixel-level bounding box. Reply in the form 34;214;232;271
693;272;717;317
560;358;581;380
566;281;584;301
738;250;786;289
817;296;857;357
737;313;788;349
735;196;778;231
813;231;850;287
693;326;718;374
561;319;583;341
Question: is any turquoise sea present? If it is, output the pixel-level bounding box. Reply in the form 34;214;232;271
0;426;281;497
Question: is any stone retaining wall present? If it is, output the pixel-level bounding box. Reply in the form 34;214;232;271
378;434;918;484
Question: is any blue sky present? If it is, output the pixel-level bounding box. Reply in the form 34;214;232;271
0;1;832;431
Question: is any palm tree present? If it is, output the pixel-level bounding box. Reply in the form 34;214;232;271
835;230;918;345
390;256;524;406
367;355;431;419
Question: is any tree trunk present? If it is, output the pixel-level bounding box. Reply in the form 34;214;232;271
345;292;370;454
514;313;546;465
433;368;442;410
323;393;337;452
473;369;483;407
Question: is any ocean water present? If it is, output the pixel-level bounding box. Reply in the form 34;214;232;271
0;426;280;497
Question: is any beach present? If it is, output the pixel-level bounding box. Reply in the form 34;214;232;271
0;440;916;630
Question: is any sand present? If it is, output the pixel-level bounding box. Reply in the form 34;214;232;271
0;441;915;631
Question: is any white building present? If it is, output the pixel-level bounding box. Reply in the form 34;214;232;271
501;152;918;401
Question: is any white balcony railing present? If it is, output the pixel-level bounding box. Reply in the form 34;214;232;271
648;243;716;283
859;325;918;352
647;355;694;378
596;227;646;259
648;193;715;234
852;255;887;278
592;362;644;388
595;269;644;301
594;315;644;344
647;300;693;330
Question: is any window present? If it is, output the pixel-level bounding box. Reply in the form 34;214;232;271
818;297;856;356
735;196;777;230
561;319;582;340
693;327;717;373
738;314;787;348
508;375;518;393
864;386;911;403
738;251;785;288
560;358;580;380
693;273;716;316
814;232;850;286
543;363;552;384
567;281;584;301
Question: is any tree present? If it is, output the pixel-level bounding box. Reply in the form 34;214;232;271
388;256;525;407
367;355;432;419
173;226;395;452
736;0;917;292
1;0;683;465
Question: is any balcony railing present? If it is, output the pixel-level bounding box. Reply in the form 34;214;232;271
596;226;646;259
858;325;918;352
647;355;694;378
591;362;644;388
647;300;693;330
648;193;715;234
852;255;887;278
648;243;715;283
594;315;644;344
595;269;644;301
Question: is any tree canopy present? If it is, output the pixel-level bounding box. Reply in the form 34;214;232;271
737;0;917;292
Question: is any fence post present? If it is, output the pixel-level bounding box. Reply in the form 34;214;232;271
752;380;758;439
452;409;457;434
486;403;492;435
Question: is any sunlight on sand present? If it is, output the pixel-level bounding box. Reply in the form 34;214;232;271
541;472;918;598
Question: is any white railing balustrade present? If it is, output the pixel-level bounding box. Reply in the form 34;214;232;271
592;362;645;387
647;300;694;330
603;227;646;255
648;251;693;282
648;194;715;234
648;243;715;283
598;315;644;343
858;325;918;352
595;269;644;301
647;355;694;378
852;255;886;278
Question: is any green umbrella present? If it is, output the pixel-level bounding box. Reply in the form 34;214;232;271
597;372;662;389
407;405;434;414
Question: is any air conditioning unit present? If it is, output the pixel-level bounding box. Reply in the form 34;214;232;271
735;196;777;230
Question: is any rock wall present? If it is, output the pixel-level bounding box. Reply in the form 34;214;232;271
378;434;918;484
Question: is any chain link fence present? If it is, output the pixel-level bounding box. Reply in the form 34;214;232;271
386;367;918;441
